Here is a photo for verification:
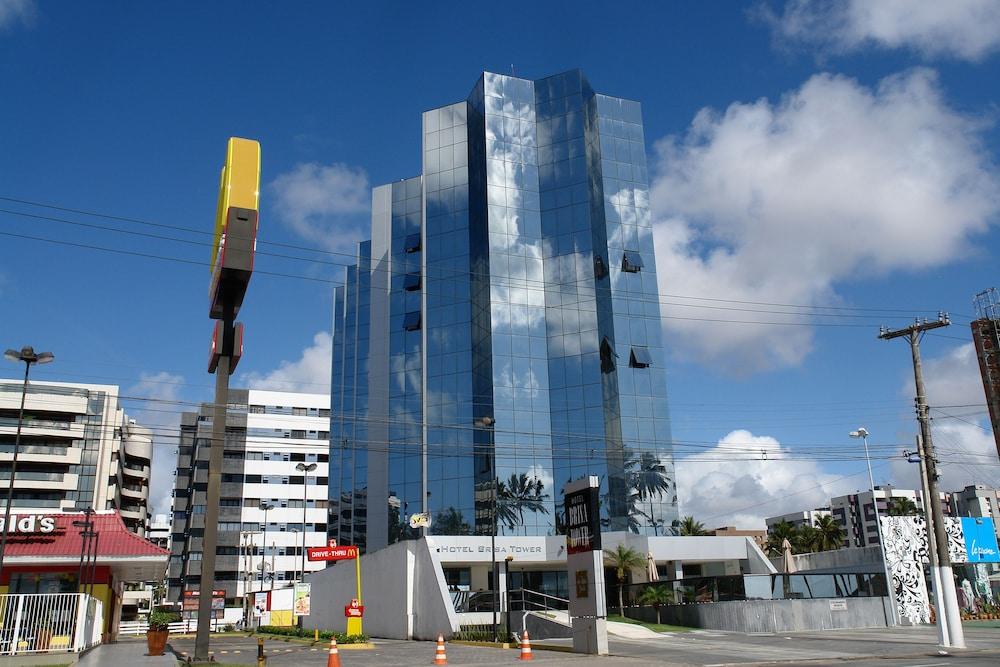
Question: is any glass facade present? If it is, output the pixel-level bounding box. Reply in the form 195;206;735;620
330;70;678;552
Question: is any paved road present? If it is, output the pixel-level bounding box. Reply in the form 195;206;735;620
163;625;1000;666
168;636;605;665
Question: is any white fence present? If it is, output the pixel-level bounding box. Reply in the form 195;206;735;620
0;593;103;655
118;617;230;636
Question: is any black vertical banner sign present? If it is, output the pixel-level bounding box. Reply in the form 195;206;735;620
565;486;601;554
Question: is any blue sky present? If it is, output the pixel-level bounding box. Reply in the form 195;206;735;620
2;1;999;526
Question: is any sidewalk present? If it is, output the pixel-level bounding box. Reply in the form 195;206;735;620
591;625;1000;665
74;640;175;667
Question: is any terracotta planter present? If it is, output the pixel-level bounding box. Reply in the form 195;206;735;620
36;628;52;651
146;629;169;656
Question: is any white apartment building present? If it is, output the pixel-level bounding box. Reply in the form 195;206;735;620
765;508;831;531
830;487;956;548
148;512;171;550
168;389;330;617
952;484;1000;530
0;378;151;535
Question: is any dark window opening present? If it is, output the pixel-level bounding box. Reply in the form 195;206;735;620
403;311;422;331
622;250;644;273
404;233;421;253
594;255;608;279
404;273;422;291
600;337;617;374
629;346;653;368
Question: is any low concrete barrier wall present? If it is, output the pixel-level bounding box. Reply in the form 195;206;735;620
626;597;892;633
302;539;457;641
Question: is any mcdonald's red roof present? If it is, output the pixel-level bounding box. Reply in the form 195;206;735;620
2;510;168;559
1;511;168;581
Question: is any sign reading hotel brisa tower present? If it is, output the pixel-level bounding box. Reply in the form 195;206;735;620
563;476;608;655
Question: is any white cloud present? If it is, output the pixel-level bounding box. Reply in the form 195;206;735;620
676;429;857;529
126;371;184;518
889;343;1000;490
761;0;1000;61
923;343;990;409
241;331;332;393
0;0;34;30
268;162;370;253
651;68;1000;373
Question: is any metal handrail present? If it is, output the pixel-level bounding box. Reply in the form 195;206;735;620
509;588;569;611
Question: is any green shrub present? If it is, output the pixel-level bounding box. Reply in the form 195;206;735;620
148;610;181;631
255;626;368;644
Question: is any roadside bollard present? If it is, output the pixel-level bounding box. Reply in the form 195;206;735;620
315;628;319;643
257;636;266;666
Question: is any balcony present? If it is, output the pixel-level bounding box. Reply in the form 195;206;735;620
122;461;150;475
120;504;146;521
121;483;147;499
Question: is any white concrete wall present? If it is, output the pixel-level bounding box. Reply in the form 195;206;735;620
302;539;456;640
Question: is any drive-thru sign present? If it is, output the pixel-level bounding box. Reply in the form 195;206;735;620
344;598;365;618
307;545;359;562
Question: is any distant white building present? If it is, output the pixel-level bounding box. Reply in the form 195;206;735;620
148;513;171;550
0;379;152;535
951;484;1000;533
168;388;330;620
830;487;954;548
765;508;831;531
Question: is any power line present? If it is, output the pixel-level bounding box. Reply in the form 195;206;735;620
0;197;961;325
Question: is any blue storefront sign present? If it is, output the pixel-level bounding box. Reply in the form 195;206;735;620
961;517;1000;563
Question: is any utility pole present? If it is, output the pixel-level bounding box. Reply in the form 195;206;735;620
910;435;949;646
879;314;964;648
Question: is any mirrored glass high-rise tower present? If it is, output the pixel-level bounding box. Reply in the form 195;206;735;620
330;70;678;552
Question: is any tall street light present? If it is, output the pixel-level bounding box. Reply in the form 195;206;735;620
0;346;54;581
259;503;273;591
849;427;898;624
474;415;497;643
295;462;317;582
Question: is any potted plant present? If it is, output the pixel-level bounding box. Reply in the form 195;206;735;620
146;609;179;656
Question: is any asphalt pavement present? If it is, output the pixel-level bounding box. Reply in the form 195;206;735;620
159;625;1000;666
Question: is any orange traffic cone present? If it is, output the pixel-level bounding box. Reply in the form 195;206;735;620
433;634;448;665
518;630;533;661
326;636;342;667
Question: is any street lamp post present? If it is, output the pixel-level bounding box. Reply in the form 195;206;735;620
0;346;54;581
295;462;317;582
504;555;513;643
72;509;94;593
474;415;497;643
849;427;898;625
259;503;273;591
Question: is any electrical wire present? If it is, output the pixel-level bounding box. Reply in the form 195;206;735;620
0;199;963;329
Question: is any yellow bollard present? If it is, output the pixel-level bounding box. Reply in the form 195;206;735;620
315;628;319;642
257;636;266;666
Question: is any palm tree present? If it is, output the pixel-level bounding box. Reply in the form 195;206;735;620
766;520;797;557
496;473;550;533
887;497;919;516
812;515;845;551
795;524;820;553
637;584;674;624
605;544;645;615
620;450;672;534
679;516;708;536
431;507;471;535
